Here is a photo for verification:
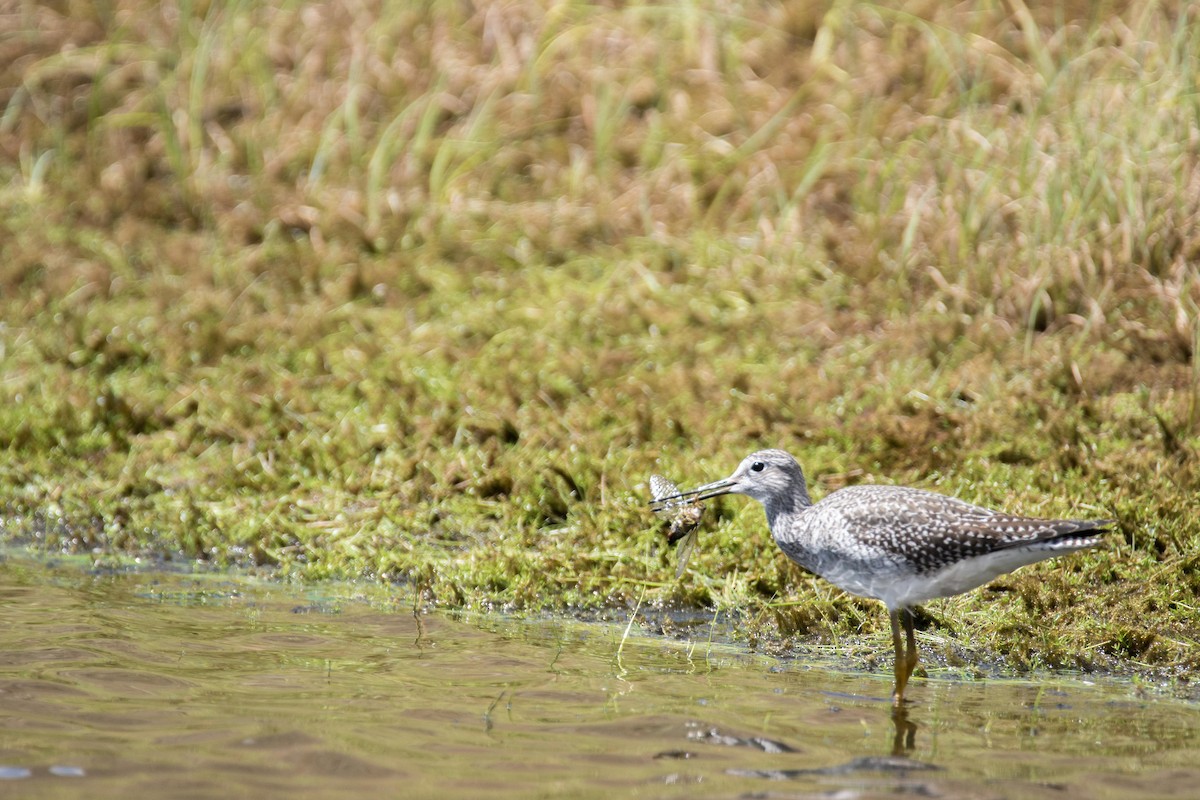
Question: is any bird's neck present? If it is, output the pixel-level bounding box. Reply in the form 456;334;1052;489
764;484;813;531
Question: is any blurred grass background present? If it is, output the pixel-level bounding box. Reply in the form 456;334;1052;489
2;0;1199;675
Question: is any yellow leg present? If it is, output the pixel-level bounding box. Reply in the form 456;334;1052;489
890;608;919;706
890;610;907;706
903;608;919;685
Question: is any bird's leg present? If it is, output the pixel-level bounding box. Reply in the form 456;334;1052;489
890;608;920;705
903;608;919;687
890;610;907;706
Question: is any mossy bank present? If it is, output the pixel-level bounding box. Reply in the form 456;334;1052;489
2;1;1198;680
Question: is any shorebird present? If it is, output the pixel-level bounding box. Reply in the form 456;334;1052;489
649;449;1111;705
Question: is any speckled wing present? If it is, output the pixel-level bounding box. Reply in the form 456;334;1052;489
819;486;1111;575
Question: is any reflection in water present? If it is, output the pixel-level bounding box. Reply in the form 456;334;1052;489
686;705;937;782
412;600;428;648
483;690;510;735
685;723;798;753
727;753;939;782
892;703;918;755
1;555;1198;799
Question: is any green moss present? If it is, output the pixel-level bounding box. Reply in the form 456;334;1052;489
2;0;1199;679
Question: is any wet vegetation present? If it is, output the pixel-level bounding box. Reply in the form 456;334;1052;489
2;1;1199;680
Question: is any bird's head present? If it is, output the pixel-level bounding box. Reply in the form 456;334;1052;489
649;448;810;512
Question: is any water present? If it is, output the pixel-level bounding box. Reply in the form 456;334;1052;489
2;554;1198;798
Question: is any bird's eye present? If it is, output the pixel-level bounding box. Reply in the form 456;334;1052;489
750;461;765;472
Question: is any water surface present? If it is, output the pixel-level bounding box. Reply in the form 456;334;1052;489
2;555;1198;798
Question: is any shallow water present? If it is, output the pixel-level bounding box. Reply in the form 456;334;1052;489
2;555;1199;799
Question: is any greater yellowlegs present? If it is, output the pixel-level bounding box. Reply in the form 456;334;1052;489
649;449;1111;704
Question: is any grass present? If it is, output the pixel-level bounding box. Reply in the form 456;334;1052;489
2;0;1199;679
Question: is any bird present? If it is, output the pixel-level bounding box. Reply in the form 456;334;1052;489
648;449;1111;705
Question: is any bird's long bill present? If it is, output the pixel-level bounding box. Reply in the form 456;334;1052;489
648;477;736;510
